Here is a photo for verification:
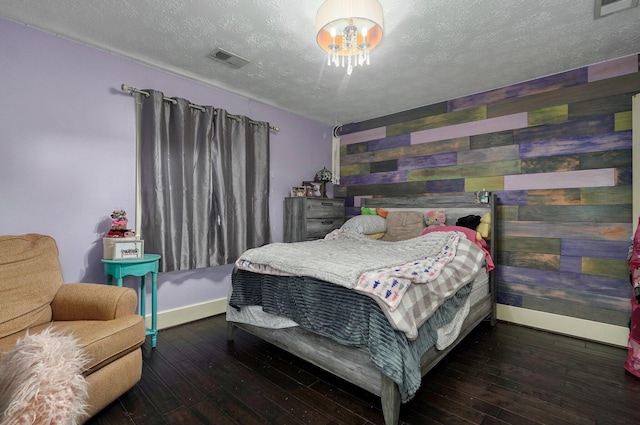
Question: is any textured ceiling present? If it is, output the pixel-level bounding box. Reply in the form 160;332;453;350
1;0;639;126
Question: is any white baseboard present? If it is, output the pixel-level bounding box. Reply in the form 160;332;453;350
145;298;227;331
497;304;628;347
145;300;629;348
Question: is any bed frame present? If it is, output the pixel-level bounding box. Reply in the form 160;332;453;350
227;193;496;425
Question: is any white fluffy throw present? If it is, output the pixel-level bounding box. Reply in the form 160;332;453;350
0;328;89;425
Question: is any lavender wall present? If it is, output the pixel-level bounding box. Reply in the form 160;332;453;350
0;18;332;314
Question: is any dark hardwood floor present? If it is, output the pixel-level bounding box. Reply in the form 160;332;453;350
86;314;640;425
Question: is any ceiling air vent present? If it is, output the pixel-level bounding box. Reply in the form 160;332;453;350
209;48;250;68
594;0;639;18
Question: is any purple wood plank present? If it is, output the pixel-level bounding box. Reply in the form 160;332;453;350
410;113;528;145
340;127;386;145
513;116;614;144
496;291;523;307
588;54;639;82
398;152;457;171
339;170;409;186
519;132;631;158
368;134;411;151
448;68;587;111
497;265;628;297
495;190;528;206
561;239;631;259
426;179;465;193
504;169;615;190
345;206;360;216
344;196;356;207
559;256;582;273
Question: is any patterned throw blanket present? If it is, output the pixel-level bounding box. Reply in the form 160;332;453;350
354;233;460;310
236;230;485;339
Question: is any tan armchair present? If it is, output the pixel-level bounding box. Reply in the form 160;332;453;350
0;234;146;421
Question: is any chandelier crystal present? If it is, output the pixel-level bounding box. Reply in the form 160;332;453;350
316;0;384;75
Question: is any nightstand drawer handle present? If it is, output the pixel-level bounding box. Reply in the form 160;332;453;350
321;202;335;206
321;220;334;225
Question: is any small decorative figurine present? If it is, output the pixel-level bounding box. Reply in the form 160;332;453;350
312;182;322;197
105;209;135;238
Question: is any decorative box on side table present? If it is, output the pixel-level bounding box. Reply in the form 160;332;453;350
284;197;345;242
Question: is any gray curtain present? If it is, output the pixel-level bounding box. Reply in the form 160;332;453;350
139;90;270;272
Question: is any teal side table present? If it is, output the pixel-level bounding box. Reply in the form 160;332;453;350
101;253;161;348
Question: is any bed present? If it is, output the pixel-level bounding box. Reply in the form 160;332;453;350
226;193;496;425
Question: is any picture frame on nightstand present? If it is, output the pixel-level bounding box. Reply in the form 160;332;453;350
302;181;324;197
291;186;306;197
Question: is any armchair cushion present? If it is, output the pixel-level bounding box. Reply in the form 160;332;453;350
51;283;138;321
0;234;63;339
0;317;146;374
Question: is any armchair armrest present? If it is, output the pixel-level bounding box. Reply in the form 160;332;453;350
51;283;138;321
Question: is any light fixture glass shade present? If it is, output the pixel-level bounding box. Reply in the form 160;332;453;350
316;0;384;75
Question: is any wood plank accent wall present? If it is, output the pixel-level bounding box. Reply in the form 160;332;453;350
335;54;639;328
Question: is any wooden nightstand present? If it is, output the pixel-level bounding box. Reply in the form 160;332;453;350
284;197;345;242
101;254;160;347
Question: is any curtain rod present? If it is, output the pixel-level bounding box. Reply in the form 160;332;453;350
121;84;280;132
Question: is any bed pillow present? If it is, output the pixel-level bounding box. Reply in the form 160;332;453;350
376;208;389;218
381;211;425;242
360;207;377;215
340;215;387;234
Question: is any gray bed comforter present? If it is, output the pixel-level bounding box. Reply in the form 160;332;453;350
236;231;485;339
229;269;473;403
236;230;455;289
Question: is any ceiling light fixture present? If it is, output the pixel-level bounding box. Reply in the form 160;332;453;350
316;0;384;75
